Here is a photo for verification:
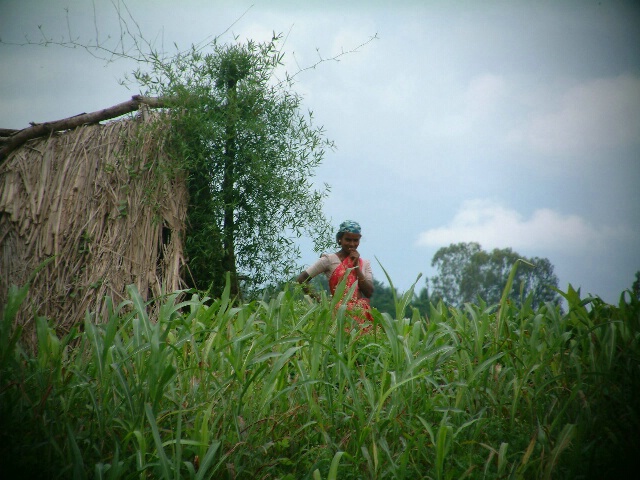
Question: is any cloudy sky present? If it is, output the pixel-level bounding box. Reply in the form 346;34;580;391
2;0;639;303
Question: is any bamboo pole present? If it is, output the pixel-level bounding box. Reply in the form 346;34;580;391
0;96;169;164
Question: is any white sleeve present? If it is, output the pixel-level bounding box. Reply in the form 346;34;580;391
305;254;332;279
362;259;373;283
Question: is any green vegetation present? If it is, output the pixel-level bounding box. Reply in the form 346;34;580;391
370;243;560;318
429;242;560;309
1;274;639;479
135;37;334;297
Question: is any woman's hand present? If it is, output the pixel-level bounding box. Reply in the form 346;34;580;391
349;248;360;266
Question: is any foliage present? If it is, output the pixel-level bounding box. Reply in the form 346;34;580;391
132;37;334;297
371;279;431;318
429;242;561;309
632;270;640;299
410;284;431;316
2;269;639;479
369;278;398;315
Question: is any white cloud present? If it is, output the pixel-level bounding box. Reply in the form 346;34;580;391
508;74;640;155
415;199;631;256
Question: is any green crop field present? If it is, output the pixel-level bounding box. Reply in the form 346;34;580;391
1;274;639;479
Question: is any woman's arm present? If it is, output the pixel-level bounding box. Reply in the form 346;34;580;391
297;254;330;287
296;270;319;300
296;271;310;284
356;263;374;298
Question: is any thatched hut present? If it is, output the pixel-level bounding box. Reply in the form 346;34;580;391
0;99;187;344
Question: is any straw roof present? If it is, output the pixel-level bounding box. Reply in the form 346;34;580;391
0;112;187;345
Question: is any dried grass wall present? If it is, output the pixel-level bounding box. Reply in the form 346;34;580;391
0;117;187;343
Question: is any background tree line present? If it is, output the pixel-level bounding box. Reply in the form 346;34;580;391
370;244;640;317
369;242;562;316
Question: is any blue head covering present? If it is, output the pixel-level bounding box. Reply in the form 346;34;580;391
336;220;361;242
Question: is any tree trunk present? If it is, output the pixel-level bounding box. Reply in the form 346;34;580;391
222;82;240;297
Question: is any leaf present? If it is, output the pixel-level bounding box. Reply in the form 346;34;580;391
544;424;576;480
195;440;221;480
327;451;346;480
145;403;172;478
66;423;87;480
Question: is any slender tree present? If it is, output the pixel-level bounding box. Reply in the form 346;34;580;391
136;38;335;296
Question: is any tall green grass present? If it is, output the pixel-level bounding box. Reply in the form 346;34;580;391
1;275;639;478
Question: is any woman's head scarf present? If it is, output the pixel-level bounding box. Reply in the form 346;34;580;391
336;220;361;242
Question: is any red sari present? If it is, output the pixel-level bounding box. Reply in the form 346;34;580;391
329;256;374;334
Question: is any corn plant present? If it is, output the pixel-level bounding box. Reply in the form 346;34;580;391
1;267;638;478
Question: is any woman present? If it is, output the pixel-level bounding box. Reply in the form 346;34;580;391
296;220;375;333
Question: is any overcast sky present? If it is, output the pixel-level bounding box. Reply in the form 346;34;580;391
2;0;639;303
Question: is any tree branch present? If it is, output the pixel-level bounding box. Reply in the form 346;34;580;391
0;95;168;164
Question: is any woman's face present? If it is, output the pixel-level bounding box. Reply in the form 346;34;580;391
339;232;361;252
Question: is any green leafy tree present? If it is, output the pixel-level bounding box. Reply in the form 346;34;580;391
632;271;640;299
370;279;398;316
369;280;431;318
410;286;431;317
429;242;560;308
137;38;334;296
